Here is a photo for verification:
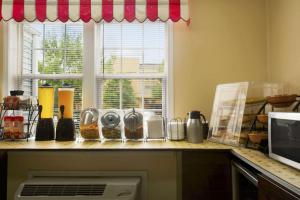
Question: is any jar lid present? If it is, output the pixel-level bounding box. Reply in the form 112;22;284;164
101;111;120;129
80;108;99;125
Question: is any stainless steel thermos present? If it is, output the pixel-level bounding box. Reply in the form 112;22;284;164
187;111;206;143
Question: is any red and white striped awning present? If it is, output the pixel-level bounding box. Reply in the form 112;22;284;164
0;0;189;22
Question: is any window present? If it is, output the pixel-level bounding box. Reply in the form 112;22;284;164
21;22;84;126
98;22;167;116
14;20;171;126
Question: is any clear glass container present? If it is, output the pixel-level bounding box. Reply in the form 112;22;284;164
38;85;54;119
80;108;100;140
124;108;144;140
100;110;123;140
58;87;74;119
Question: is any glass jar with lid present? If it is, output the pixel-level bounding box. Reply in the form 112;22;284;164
100;110;123;140
80;108;100;140
124;108;144;140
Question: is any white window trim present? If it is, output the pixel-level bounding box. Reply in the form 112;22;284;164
2;22;23;97
2;21;174;119
166;22;174;119
82;22;97;108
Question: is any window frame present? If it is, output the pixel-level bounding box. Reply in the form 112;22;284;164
2;20;174;119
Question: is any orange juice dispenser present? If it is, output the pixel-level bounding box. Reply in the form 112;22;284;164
56;84;76;141
35;84;55;141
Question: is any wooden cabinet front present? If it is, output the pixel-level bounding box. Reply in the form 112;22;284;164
258;174;300;200
0;151;7;200
182;150;232;200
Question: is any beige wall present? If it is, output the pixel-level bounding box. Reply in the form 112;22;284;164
173;0;268;118
267;0;300;94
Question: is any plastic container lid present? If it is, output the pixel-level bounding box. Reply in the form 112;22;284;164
14;116;24;121
4;116;13;121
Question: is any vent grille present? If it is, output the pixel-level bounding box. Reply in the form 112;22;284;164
20;184;106;197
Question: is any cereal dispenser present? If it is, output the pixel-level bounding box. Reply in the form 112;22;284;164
124;108;144;140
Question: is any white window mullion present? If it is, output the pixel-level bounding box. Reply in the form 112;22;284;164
21;74;83;80
96;73;167;79
82;22;97;108
166;22;174;119
98;23;104;109
141;79;145;111
32;32;38;97
3;22;20;96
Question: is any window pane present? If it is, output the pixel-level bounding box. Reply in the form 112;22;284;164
143;79;163;110
98;78;165;116
103;23;122;49
101;21;166;74
122;23;143;49
102;79;120;109
23;22;84;75
65;50;83;73
144;49;164;65
121;79;141;109
99;21;167;118
103;50;122;74
144;23;165;49
45;24;65;49
21;22;84;130
100;79;142;110
22;30;33;75
122;50;143;73
42;49;64;74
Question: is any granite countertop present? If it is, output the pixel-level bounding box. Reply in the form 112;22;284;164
0;139;299;194
232;148;300;195
0;139;231;150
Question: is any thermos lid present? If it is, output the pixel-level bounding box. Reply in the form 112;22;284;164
189;111;201;119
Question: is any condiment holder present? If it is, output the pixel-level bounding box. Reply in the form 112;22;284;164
146;116;166;141
167;118;185;141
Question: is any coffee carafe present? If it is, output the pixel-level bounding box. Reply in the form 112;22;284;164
186;111;206;143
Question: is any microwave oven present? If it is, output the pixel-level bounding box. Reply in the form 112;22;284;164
268;112;300;170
